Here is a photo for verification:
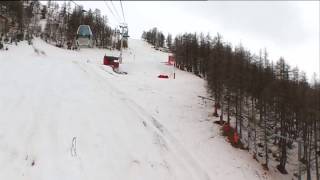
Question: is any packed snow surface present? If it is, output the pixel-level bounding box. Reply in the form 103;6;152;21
0;39;283;180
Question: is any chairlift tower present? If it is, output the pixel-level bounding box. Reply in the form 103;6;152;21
119;23;129;64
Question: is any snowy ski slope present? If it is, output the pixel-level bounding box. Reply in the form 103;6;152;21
0;38;287;180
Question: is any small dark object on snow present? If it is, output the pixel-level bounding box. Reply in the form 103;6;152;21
158;75;169;79
113;70;128;75
214;120;226;125
40;51;46;56
31;160;35;166
142;121;147;127
198;95;215;101
72;46;79;50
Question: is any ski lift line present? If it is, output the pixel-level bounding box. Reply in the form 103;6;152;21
119;0;126;23
104;1;116;21
104;0;121;24
110;0;123;23
69;0;81;10
69;0;88;14
110;0;122;19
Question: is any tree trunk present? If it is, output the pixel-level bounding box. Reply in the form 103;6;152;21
227;90;230;124
252;97;257;157
259;98;263;126
307;126;312;180
220;94;224;124
264;103;269;169
214;102;219;117
247;96;250;150
277;108;288;174
239;95;243;139
235;95;238;132
315;120;319;180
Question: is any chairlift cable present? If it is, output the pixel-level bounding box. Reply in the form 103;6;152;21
119;0;126;23
104;0;121;25
110;0;122;23
69;0;90;15
69;1;82;11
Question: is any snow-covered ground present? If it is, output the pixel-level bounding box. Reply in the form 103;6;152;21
0;38;286;180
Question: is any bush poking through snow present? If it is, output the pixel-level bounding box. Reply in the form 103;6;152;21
31;160;35;167
32;45;46;56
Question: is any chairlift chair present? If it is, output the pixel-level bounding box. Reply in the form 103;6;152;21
123;27;129;39
75;25;94;48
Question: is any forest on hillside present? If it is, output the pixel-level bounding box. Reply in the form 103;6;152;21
0;0;127;49
141;27;172;50
143;29;320;179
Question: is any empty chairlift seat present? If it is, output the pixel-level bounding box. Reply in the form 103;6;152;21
76;25;94;48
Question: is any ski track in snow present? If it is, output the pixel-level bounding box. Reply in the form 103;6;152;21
75;61;211;180
0;38;283;180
